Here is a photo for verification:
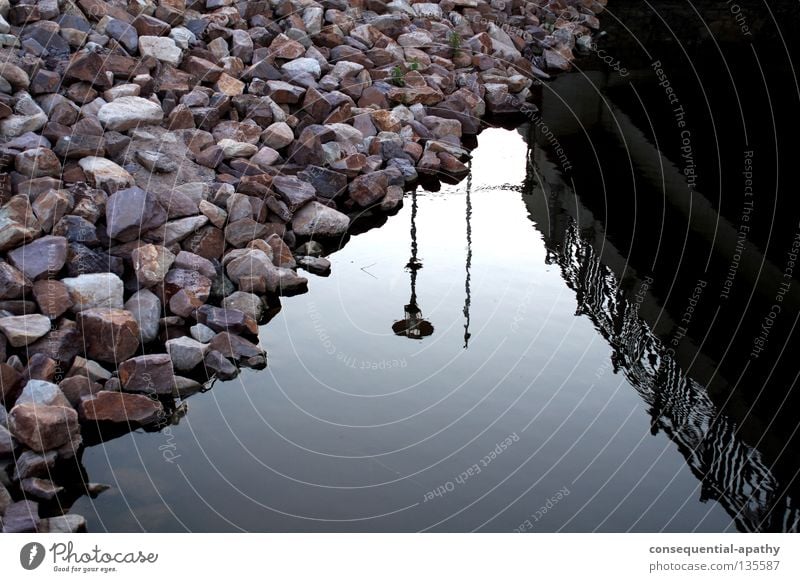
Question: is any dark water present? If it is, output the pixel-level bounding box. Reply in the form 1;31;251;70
71;5;800;532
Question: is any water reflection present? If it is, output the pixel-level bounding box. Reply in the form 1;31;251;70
392;190;434;340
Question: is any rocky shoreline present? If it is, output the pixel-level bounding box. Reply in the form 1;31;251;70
0;0;605;533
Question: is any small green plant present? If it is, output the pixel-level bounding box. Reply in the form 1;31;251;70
409;57;420;71
449;31;462;53
391;65;405;87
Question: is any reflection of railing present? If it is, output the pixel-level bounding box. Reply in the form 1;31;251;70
535;170;800;532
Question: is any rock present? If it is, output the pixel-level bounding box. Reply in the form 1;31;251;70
15;380;70;408
80;391;164;426
0;196;41;252
75;308;140;364
250;146;280;170
298;166;348;199
196;305;257;335
173;251;215;279
21;477;63;501
124;289;161;344
1;500;39;533
105;18;138;53
0;262;31;300
40;514;87;533
62;273;124;312
139;35;182;67
291;201;349;237
32;280;73;319
15;147;61;178
59;376;102;408
12;450;56;481
8;403;79;452
272;175;316;212
281;57;321;79
190;323;216;343
261;122;294;149
97;96;164;131
0;424;16;456
136;150;178;173
217;138;258;158
165;336;208;371
297;256;331;275
131;244;175;288
7;235;68;280
349;172;389;207
0;314;51;347
204;349;237;380
221;291;264;322
118;354;174;395
78;156;135;192
225;218;270;248
208;332;266;368
106;186;168;242
32;189;73;233
67;356;112;384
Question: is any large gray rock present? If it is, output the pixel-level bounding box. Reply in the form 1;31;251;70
0;314;51;347
291;201;350;237
124;289;161;344
97;96;164;131
106;187;168;242
62;273;124;312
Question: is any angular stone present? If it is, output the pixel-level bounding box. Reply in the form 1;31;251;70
0;262;31;300
165;336;208;371
59;375;102;408
7;235;68;281
1;500;40;533
78;156;135;192
97;96;164;132
80;391;164;425
8;403;79;452
0;314;51;347
221;291;264;322
349;172;389;207
208;332;266;368
105;18;138;53
131;244;175;288
118;354;174;395
106;186;168;242
261;121;294;149
39;514;87;533
21;477;63;501
76;308;140;364
62;272;124;312
272;175;316;212
298;166;347;199
15;380;70;408
15;147;61;178
196;305;257;335
291;201;349;237
203;349;237;380
139;36;182;67
124;289;161;344
31;189;73;233
225;218;269;248
173;251;215;278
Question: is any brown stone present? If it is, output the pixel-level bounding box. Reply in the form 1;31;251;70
118;354;175;395
76;308;140;364
131;244;175;288
8;403;79;452
80;391;164;425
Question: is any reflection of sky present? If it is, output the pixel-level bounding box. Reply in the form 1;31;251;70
76;129;732;533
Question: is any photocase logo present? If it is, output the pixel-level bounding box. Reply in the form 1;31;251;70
20;542;46;570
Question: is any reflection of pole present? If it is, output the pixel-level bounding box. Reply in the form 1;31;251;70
463;165;472;348
393;190;434;339
408;189;421;301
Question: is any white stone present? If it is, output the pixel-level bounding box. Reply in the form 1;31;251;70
0;314;51;347
217;138;258;158
62;273;125;313
78;156;135;192
139;35;183;66
97;96;163;131
280;57;321;80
